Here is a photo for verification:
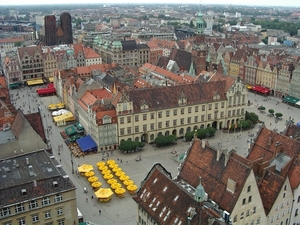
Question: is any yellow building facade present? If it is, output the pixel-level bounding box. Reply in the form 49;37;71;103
115;78;247;144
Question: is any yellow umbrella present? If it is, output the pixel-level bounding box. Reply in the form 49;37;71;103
78;164;94;173
111;182;121;190
97;162;106;167
91;181;102;188
107;179;118;185
109;163;118;169
103;173;113;180
119;175;130;181
94;188;114;202
123;180;134;186
98;165;108;171
101;170;111;175
85;171;95;177
115;171;126;177
127;184;138;192
88;176;98;183
106;159;116;165
115;188;126;195
112;167;122;173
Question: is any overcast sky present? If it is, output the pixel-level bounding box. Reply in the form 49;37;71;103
1;0;300;7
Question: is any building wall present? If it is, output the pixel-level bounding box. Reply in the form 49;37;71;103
290;185;300;225
267;178;292;225
289;65;300;99
44;15;57;46
0;189;77;225
44;53;58;78
231;170;267;225
85;57;102;66
276;65;291;98
244;57;257;85
60;12;73;45
4;58;22;84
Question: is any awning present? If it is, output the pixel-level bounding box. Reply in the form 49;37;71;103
9;83;20;88
283;96;299;105
49;77;54;82
251;85;270;94
65;126;77;136
27;79;44;86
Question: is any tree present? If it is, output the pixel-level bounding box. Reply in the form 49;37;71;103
154;135;177;147
14;41;23;47
245;111;259;124
275;112;283;118
258;105;266;112
268;109;274;115
119;140;144;152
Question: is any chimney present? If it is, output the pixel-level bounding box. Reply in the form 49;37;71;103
33;180;37;187
217;149;222;161
26;157;29;165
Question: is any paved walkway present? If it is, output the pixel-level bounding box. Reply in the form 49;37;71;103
9;87;299;225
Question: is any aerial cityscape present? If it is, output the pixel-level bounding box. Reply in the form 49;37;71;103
1;3;300;225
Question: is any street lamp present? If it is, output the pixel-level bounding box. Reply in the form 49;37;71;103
70;152;74;174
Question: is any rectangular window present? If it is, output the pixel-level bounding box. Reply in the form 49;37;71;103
32;214;39;223
241;108;244;115
188;107;192;113
45;211;51;219
208;104;212;110
158;122;162;128
173;109;177;116
181;108;184;114
127;116;131;123
2;221;12;225
0;207;11;217
143;125;147;131
232;110;236;116
194;116;198;122
57;219;65;225
195;106;199;112
202;105;205;111
57;208;63;216
220;112;224;117
135;115;139;122
135;126;139;133
246;210;250;217
150;113;154;119
127;127;131;134
158;112;162;118
15;204;25;213
166;110;170;117
18;218;26;225
215;103;218;109
187;117;191;123
173;120;177;126
242;198;246;205
253;207;256;214
248;195;252;203
247;185;251;192
166;121;169;128
180;118;184;125
237;109;240;115
228;111;231;116
120;128;124;135
208;114;211;120
54;194;62;202
143;114;147;120
221;102;225;108
120;117;124;124
150;123;154;130
201;115;205;121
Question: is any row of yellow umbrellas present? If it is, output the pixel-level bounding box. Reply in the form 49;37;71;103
97;161;127;197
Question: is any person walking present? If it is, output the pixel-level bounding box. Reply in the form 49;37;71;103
99;209;101;215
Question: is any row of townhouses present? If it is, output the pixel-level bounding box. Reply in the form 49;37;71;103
134;123;300;225
54;66;248;152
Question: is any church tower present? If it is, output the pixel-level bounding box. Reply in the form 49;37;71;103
191;7;207;75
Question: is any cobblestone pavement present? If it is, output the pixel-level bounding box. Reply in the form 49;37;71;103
9;87;299;225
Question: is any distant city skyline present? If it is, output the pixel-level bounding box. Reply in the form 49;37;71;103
1;0;300;7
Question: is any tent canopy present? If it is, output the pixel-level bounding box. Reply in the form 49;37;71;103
283;96;299;105
76;135;97;152
251;85;270;94
75;122;84;131
65;126;77;136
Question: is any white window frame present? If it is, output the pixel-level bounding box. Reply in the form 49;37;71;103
42;197;51;206
15;204;25;213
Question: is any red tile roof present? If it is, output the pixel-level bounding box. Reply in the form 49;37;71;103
84;47;101;59
0;37;24;43
178;139;252;212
